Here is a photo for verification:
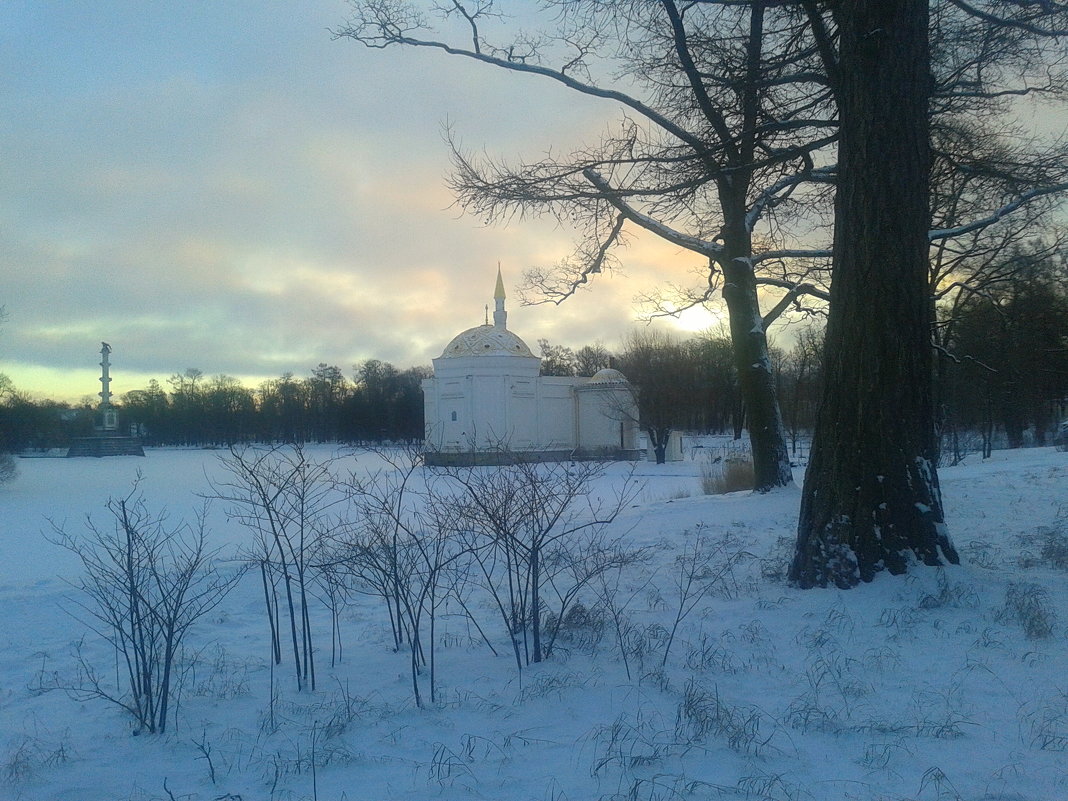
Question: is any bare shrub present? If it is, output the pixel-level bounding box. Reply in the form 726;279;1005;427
46;482;242;734
700;458;755;495
445;458;638;668
918;766;965;801
737;770;814;801
328;450;424;655
1040;530;1068;570
330;446;473;708
542;601;608;654
914;568;980;610
1021;689;1068;751
661;526;753;668
3;729;72;783
596;563;659;680
188;645;252;700
998;582;1056;639
1017;527;1068;572
685;634;742;675
211;444;344;692
589;711;673;778
782;688;844;734
675;679;775;755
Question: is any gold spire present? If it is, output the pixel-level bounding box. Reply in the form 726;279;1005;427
493;264;507;329
494;263;506;301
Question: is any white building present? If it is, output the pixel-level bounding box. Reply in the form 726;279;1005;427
422;270;642;465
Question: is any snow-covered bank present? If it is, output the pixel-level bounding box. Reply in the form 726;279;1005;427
1;446;1065;800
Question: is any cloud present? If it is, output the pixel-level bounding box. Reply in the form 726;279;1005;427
0;0;718;402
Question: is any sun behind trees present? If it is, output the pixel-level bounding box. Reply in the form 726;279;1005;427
336;0;829;491
337;0;1068;587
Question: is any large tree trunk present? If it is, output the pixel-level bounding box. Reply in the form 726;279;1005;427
719;188;794;492
790;0;959;589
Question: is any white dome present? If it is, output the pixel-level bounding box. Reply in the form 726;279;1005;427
589;367;629;384
440;324;535;359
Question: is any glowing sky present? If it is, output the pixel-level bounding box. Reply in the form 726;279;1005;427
0;0;720;402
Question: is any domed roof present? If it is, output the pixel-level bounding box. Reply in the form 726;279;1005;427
589;368;629;384
440;324;536;359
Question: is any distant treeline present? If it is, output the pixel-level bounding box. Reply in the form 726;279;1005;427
2;264;1066;455
0;360;430;450
936;256;1068;456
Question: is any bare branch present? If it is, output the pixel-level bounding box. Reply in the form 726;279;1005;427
520;213;627;306
335;12;711;153
928;181;1068;240
946;0;1068;36
583;168;724;258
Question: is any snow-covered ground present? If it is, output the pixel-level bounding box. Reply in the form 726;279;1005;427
1;444;1066;801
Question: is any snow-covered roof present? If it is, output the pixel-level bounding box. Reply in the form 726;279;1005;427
588;367;629;384
439;324;536;359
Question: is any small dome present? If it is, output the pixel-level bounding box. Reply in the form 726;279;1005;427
589;368;628;384
440;324;535;359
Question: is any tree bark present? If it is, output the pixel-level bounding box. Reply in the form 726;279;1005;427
790;0;959;589
718;188;793;492
648;425;670;465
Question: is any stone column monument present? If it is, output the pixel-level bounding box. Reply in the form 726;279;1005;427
98;342;118;432
66;342;145;457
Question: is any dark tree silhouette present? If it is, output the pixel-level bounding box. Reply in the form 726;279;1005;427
790;1;960;589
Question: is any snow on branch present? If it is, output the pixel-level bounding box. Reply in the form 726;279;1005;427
746;166;836;232
928;182;1068;241
751;262;832;326
748;249;834;267
583;168;724;258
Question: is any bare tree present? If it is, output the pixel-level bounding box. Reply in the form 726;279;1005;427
538;338;578;377
943;245;1068;448
210;444;344;691
790;1;961;589
336;1;1068;496
789;0;1068;589
616;329;700;464
776;324;824;457
0;371;16;484
0;451;15;485
0;309;17;484
334;1;840;491
46;483;242;734
575;343;614;377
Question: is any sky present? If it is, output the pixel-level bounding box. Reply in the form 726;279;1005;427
0;0;719;403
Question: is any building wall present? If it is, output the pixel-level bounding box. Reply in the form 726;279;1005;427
576;384;638;452
536;377;581;450
509;376;538;449
424;353;541;453
423;356;641;462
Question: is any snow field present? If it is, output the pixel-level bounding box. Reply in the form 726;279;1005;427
0;445;1066;801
